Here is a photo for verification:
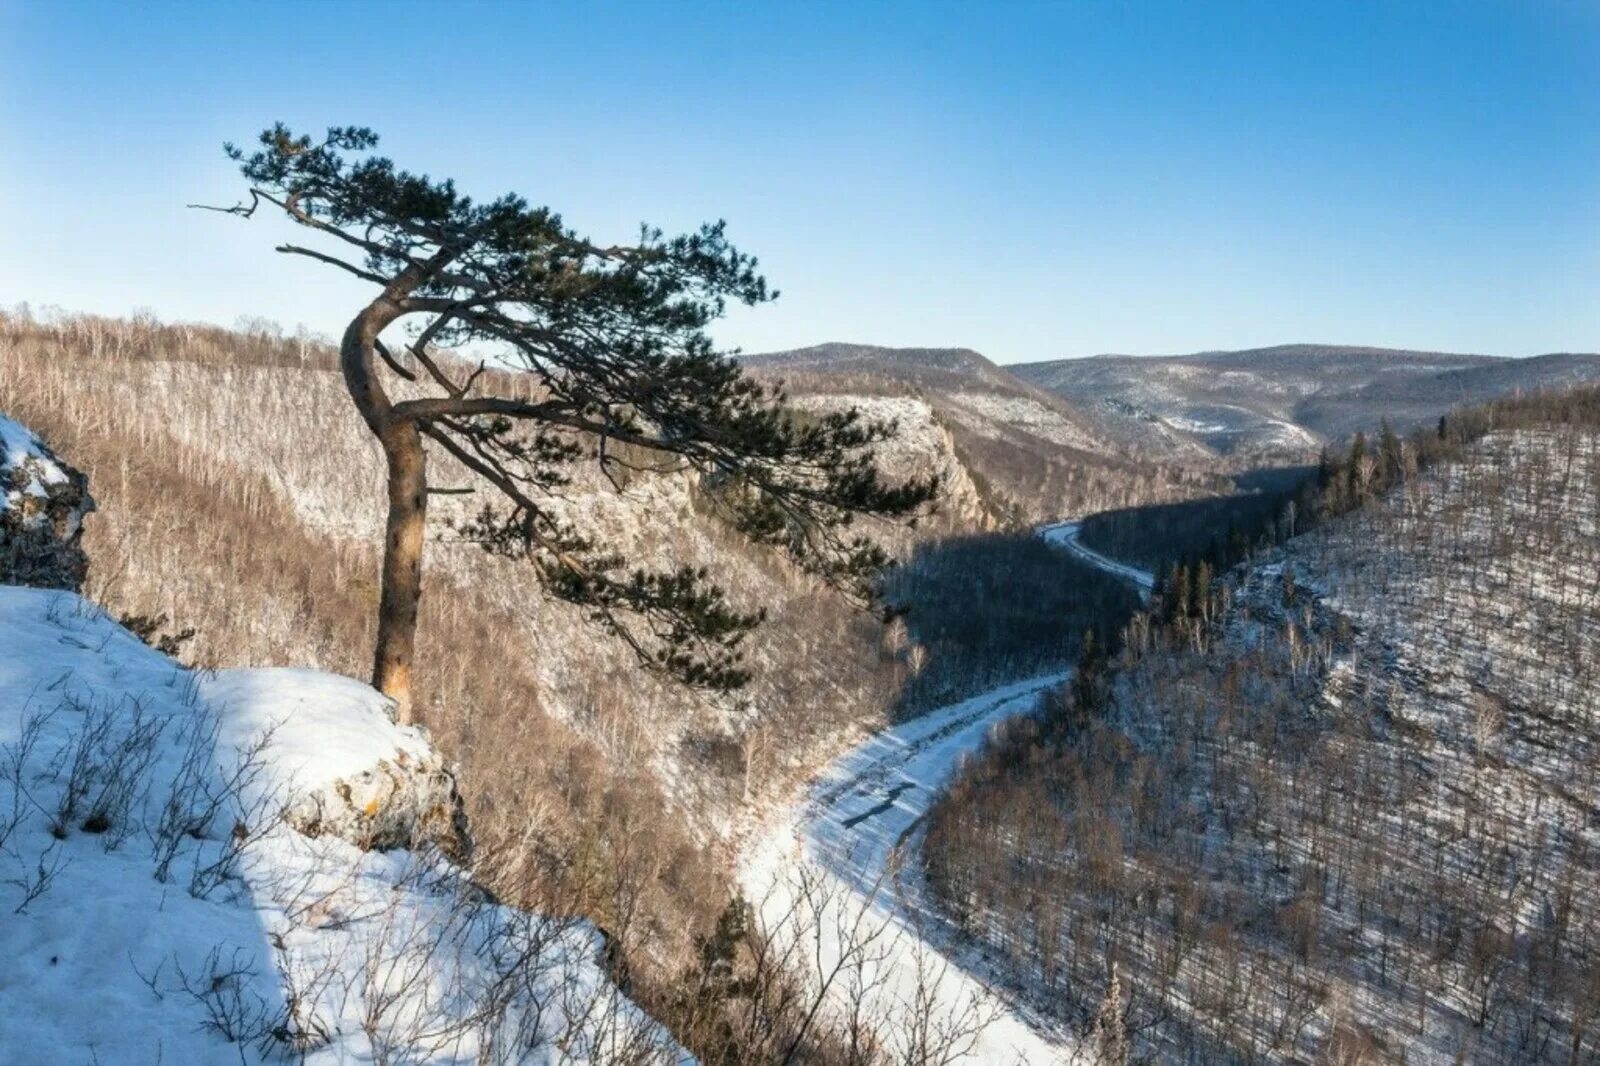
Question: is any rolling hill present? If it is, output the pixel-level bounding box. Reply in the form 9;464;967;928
743;343;1222;526
1012;344;1600;459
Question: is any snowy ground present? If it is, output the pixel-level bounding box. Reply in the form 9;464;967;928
740;676;1074;1063
736;522;1153;1062
0;585;681;1064
1038;520;1155;596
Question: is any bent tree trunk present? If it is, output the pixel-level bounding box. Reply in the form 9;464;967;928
339;298;429;726
374;422;427;724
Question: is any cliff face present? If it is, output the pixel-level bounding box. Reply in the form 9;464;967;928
0;414;94;591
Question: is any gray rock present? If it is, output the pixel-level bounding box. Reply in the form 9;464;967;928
1;415;95;591
283;740;473;863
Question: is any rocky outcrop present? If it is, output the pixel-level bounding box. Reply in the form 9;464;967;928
282;736;473;863
0;415;95;591
203;668;476;865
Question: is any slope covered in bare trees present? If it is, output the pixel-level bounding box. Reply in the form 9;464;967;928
1014;344;1600;461
923;386;1600;1062
0;309;920;1051
743;343;1223;526
0;306;1209;1060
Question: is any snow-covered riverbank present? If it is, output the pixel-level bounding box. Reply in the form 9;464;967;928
739;676;1072;1063
1038;520;1155;596
737;522;1152;1062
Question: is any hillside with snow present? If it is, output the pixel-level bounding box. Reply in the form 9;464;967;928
0;311;1215;1062
744;342;1223;524
10;308;1598;1063
1;401;680;1063
922;388;1600;1062
0;589;678;1062
1013;344;1600;460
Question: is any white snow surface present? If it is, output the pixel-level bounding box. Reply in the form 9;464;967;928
1038;521;1156;595
0;586;683;1065
202;668;437;810
740;675;1073;1064
1;413;71;510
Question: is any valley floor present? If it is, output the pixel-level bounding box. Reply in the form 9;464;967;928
738;528;1155;1063
740;676;1070;1063
1038;521;1157;595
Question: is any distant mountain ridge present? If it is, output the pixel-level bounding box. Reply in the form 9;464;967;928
743;341;1212;456
744;340;998;374
740;341;1222;524
742;341;1036;398
1010;343;1600;457
1080;342;1496;367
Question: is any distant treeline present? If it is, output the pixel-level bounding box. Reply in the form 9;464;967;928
1078;471;1314;573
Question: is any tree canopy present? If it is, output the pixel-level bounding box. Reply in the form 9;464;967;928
212;124;936;713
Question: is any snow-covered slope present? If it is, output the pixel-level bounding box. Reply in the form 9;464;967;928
744;342;1219;523
917;413;1600;1062
0;585;682;1064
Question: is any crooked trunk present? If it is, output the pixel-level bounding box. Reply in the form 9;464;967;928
340;302;427;725
374;422;428;724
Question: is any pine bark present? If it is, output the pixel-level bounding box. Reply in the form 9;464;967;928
374;421;427;723
339;296;425;723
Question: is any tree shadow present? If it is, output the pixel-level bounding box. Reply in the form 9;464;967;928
881;529;1142;721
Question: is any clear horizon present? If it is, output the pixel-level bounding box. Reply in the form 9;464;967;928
2;1;1596;364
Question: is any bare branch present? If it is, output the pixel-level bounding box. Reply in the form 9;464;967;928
276;244;388;285
372;338;418;382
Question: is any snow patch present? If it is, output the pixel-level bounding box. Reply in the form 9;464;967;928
0;586;683;1064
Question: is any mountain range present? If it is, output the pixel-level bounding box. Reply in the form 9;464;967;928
747;341;1600;462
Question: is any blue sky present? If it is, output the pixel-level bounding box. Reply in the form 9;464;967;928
1;1;1595;362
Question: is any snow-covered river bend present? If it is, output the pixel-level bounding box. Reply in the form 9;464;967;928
738;522;1152;1063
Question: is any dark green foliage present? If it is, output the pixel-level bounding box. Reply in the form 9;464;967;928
1345;431;1368;498
1378;419;1405;484
217;124;936;693
1152;558;1226;625
1062;629;1109;733
696;895;753;998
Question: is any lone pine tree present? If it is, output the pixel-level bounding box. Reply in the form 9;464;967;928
207;124;935;722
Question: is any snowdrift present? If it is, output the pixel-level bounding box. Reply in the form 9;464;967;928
0;585;684;1064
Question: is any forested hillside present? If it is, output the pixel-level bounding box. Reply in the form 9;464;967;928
0;307;1199;1060
923;386;1600;1062
744;342;1222;525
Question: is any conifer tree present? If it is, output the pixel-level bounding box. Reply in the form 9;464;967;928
206;125;936;721
1378;419;1405;488
1068;628;1107;732
1347;431;1368;499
